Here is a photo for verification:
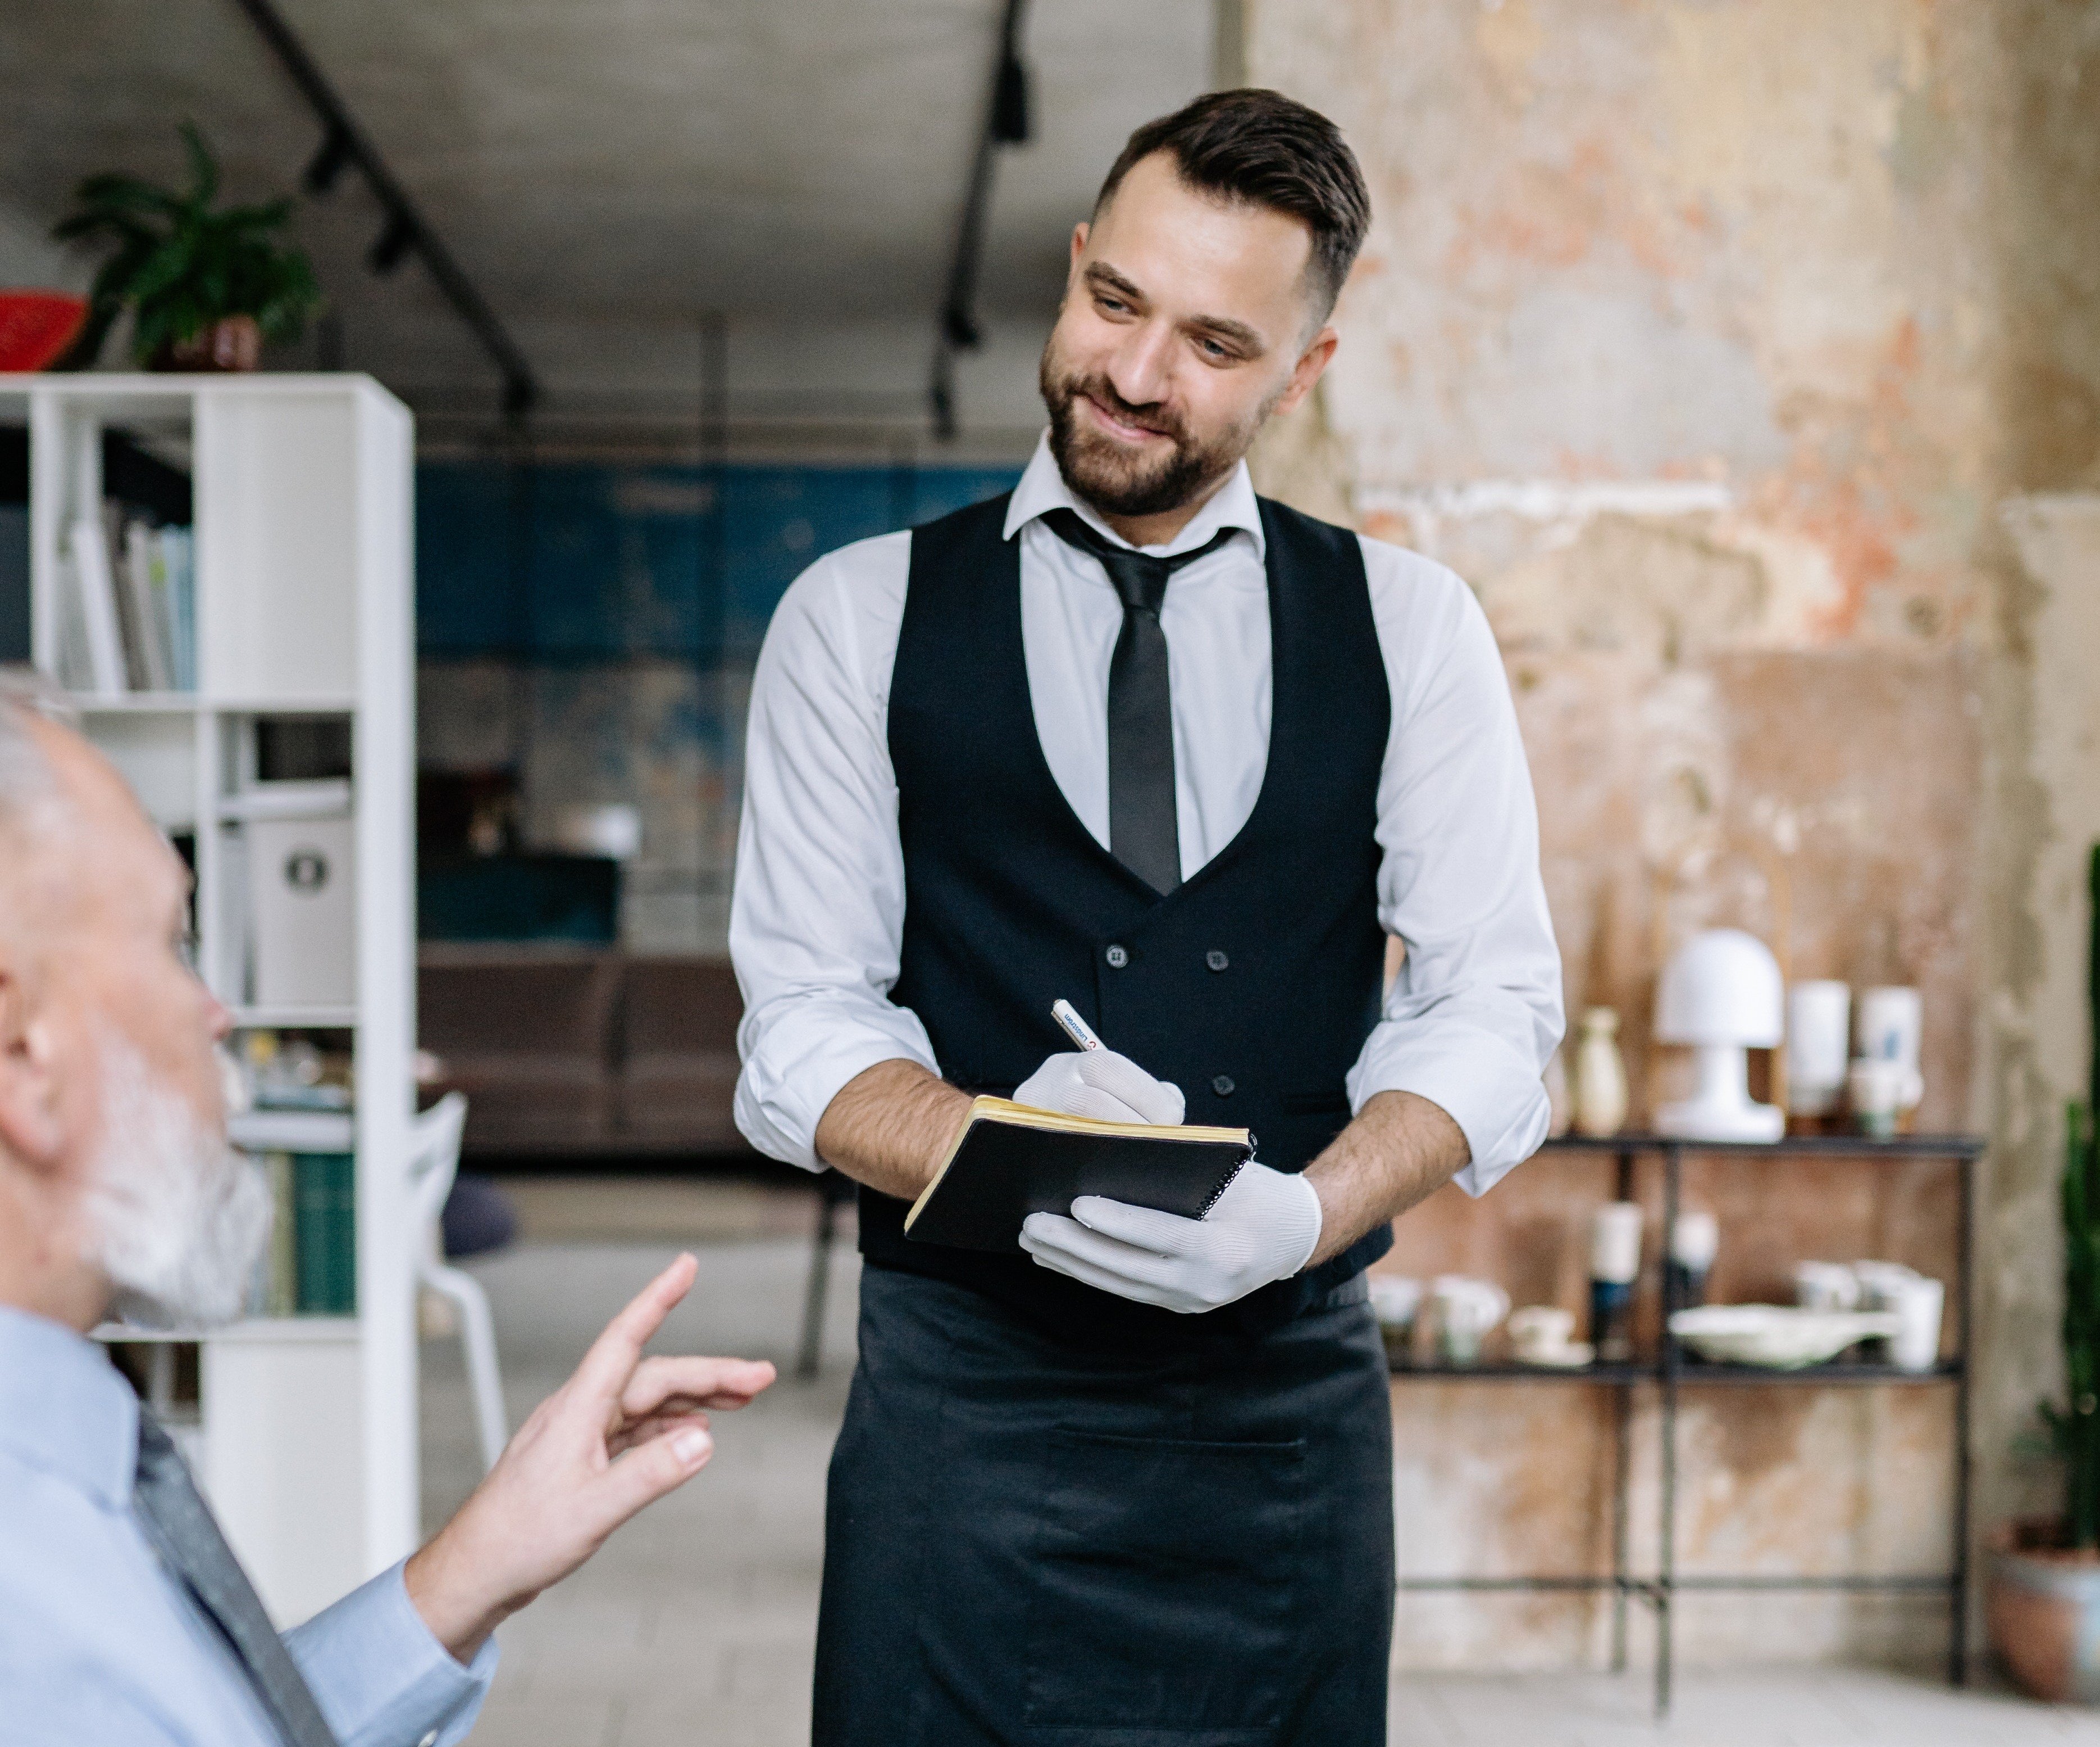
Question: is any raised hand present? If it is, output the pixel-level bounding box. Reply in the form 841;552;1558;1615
404;1253;776;1661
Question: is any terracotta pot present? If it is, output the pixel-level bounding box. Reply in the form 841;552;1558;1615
153;313;261;373
1987;1518;2100;1702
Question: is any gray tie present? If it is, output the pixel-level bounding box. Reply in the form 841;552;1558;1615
1041;509;1236;894
133;1411;341;1747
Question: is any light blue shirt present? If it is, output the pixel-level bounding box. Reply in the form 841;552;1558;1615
0;1305;496;1746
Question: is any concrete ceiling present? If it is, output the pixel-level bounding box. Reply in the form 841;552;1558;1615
0;0;1218;450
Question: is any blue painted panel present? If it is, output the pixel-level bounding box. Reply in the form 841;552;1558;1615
416;460;1022;661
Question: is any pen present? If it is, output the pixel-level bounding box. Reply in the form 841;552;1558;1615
1051;999;1104;1052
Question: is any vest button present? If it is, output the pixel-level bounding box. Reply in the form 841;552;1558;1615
1205;949;1229;972
1212;1075;1236;1097
1105;944;1129;969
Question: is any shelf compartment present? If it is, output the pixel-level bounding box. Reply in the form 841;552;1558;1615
1387;1359;1960;1385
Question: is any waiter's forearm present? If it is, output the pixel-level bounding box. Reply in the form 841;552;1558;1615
814;1058;974;1200
1301;1090;1470;1265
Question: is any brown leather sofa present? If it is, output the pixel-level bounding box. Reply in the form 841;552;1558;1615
418;947;754;1159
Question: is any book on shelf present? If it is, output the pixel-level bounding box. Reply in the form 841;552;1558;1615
119;516;172;692
292;1152;357;1316
263;1152;297;1317
63;515;126;695
57;509;194;697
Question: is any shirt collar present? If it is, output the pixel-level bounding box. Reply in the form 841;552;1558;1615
0;1303;139;1511
1003;429;1267;562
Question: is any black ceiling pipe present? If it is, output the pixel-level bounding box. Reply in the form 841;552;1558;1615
300;122;352;195
930;0;1032;439
227;0;539;420
366;210;415;275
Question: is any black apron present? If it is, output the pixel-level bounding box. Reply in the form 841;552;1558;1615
813;1264;1396;1746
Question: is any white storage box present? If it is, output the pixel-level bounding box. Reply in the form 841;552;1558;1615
247;815;357;1006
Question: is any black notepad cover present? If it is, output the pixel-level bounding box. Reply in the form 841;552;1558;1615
905;1115;1252;1254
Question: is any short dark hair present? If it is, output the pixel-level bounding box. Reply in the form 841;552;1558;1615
1094;89;1371;322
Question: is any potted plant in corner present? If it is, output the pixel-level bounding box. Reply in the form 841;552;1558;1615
51;120;321;372
1989;842;2100;1703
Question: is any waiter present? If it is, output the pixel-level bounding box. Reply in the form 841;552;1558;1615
732;89;1562;1745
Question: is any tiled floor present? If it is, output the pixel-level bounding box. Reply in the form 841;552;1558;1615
420;1229;2100;1746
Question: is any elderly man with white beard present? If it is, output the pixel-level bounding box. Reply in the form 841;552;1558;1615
0;677;777;1747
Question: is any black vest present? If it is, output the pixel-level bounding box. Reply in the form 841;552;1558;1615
862;491;1395;1347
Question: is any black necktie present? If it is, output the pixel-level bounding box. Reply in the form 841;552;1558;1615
133;1411;341;1747
1041;509;1237;894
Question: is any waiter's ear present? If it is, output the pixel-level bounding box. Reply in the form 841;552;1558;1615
1270;326;1339;421
1069;221;1090;279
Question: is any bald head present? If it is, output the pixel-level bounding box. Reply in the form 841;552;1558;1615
0;688;243;1331
0;672;71;847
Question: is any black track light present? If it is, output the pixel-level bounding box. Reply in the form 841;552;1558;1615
367;211;414;275
302;124;353;195
991;54;1030;144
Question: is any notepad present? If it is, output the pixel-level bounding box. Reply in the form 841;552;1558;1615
903;1096;1254;1254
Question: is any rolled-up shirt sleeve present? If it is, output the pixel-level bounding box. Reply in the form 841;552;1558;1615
1347;540;1564;1195
730;535;937;1170
283;1561;496;1747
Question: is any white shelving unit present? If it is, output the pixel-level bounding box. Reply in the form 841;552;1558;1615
1;372;416;1627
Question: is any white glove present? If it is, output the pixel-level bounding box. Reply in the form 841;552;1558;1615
1019;1161;1323;1315
1012;1049;1185;1125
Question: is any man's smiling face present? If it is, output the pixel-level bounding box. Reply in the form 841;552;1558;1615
1038;149;1338;526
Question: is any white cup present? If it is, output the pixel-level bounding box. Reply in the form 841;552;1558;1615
1430;1276;1510;1365
1787;981;1852;1116
1848;1058;1907;1136
1887;1275;1946;1372
1591;1202;1645;1286
1851;1261;1921;1307
1509;1304;1577;1362
1794;1260;1861;1313
1856;986;1924;1110
1670;1211;1719;1272
1368;1275;1423;1332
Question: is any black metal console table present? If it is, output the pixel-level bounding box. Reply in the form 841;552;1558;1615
1390;1131;1981;1717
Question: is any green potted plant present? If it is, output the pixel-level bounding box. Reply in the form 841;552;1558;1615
1988;842;2100;1702
52;121;321;372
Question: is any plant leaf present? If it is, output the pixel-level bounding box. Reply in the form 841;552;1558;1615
179;120;219;207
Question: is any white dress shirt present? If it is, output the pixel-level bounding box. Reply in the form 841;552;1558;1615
0;1305;495;1747
730;433;1563;1195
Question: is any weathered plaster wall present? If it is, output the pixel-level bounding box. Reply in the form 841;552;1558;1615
1245;0;2100;1668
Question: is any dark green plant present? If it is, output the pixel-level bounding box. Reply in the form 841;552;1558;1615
2042;843;2100;1548
50;121;321;368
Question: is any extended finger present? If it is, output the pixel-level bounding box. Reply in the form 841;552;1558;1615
572;1253;700;1404
618;1355;777;1422
1076;1050;1185;1125
1022;1233;1187;1310
1019;1212;1181;1288
1068;1195;1201;1256
607;1408;708;1459
595;1417;716;1526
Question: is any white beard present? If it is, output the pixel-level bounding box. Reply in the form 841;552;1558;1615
80;1030;274;1331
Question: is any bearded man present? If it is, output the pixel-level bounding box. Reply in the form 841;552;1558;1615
0;681;776;1746
731;90;1562;1744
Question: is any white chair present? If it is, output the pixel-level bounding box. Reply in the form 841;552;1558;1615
408;1093;507;1472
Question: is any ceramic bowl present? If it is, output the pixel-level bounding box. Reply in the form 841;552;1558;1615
1668;1304;1900;1370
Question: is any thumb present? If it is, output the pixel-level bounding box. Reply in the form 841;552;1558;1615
595;1420;713;1529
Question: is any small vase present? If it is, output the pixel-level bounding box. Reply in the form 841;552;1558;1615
153;313;261;372
1573;1007;1629;1139
1987;1518;2100;1701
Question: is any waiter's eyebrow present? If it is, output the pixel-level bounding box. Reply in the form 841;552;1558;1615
1082;261;1265;355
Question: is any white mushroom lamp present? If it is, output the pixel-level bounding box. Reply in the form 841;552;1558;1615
1653;927;1785;1143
